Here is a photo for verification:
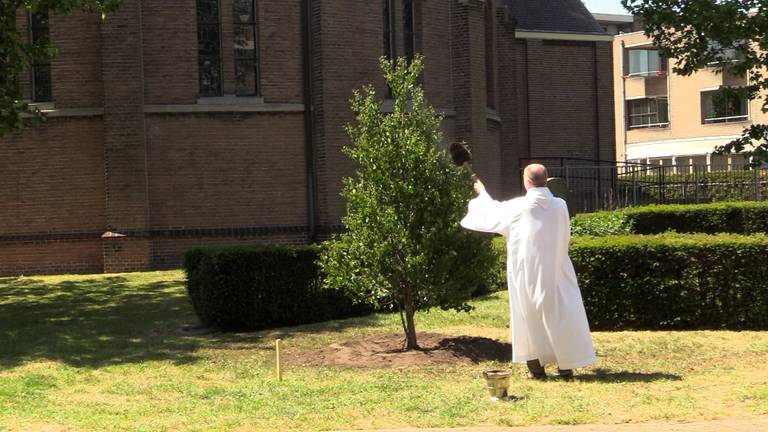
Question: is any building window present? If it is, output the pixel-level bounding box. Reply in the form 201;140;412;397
403;0;415;62
701;89;748;124
197;0;222;97
707;40;746;65
233;0;259;96
627;97;669;128
384;0;394;59
484;1;495;109
29;9;52;103
384;0;395;97
627;49;664;77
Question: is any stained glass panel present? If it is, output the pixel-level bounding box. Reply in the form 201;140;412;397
199;57;221;97
235;59;256;96
30;10;51;102
197;0;221;96
233;0;258;96
233;0;254;23
403;0;414;62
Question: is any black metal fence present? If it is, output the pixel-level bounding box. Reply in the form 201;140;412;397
521;158;768;213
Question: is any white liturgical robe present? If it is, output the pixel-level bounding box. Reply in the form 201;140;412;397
461;187;596;369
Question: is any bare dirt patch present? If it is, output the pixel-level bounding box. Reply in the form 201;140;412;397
288;332;511;369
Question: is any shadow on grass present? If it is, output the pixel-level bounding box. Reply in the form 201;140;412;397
431;336;512;363
0;274;395;368
0;275;205;368
576;368;682;383
215;313;394;348
256;292;508;342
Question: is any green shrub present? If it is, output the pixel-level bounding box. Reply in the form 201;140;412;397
492;234;768;329
617;169;765;203
571;234;768;329
623;201;768;234
571;211;634;236
184;245;369;331
479;238;507;296
572;201;768;236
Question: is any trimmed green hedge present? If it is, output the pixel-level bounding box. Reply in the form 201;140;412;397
187;228;768;331
493;234;768;330
572;201;768;236
573;234;768;329
184;243;504;331
184;245;369;331
571;210;635;236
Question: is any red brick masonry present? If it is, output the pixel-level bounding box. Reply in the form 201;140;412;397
1;0;614;275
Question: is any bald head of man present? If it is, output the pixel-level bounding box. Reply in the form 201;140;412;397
523;164;548;190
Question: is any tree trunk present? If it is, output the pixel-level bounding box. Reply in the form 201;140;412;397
403;290;419;350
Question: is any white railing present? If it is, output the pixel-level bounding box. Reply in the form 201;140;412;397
629;122;670;129
703;115;748;124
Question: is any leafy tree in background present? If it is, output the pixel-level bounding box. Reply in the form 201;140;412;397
0;0;120;135
623;0;768;163
320;56;496;350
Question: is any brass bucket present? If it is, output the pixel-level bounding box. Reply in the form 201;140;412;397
482;369;510;399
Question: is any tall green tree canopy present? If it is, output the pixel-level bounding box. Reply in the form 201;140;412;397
0;0;119;135
320;56;496;350
623;0;768;163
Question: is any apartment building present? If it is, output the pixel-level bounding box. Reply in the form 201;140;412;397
592;13;636;35
613;31;766;169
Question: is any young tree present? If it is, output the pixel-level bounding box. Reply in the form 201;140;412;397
623;0;768;163
0;0;120;135
320;56;497;350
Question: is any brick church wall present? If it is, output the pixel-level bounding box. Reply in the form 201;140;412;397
1;0;616;275
0;117;105;275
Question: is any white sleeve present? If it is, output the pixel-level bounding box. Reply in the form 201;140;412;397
460;190;517;236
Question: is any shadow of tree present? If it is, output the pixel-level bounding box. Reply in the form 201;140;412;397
575;368;682;383
0;273;515;369
0;274;405;368
0;275;205;368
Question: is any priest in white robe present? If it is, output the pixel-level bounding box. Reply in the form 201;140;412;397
461;164;596;378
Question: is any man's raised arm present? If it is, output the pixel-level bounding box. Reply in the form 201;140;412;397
460;179;515;236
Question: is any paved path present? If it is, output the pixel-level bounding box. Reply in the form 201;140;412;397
345;419;768;432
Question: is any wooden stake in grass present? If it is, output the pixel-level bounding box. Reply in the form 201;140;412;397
276;339;283;381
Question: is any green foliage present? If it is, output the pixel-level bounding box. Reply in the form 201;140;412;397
492;233;768;329
1;0;120;136
624;201;768;235
570;233;768;330
319;56;496;348
571;211;634;237
623;0;768;163
617;169;767;203
482;238;507;296
184;245;368;331
574;201;768;236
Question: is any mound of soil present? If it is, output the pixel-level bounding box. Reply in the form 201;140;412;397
289;332;511;369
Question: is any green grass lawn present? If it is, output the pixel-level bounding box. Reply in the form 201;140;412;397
0;271;766;431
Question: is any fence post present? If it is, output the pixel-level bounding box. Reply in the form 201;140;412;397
694;165;699;204
632;168;637;206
